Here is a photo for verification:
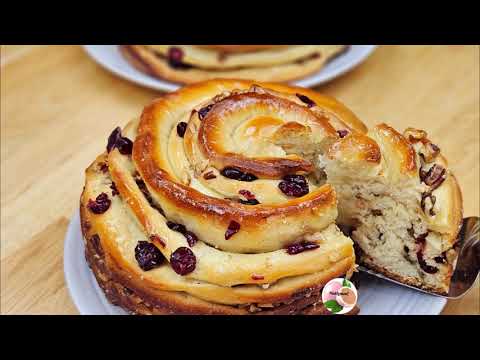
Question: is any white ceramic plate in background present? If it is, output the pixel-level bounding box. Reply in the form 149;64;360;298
82;45;377;92
64;209;446;315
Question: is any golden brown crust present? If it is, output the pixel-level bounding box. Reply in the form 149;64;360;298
78;79;361;314
82;151;355;294
375;123;417;174
133;79;365;228
327;133;382;164
197;92;336;177
447;173;464;244
83;199;354;315
130;80;365;255
402;128;464;242
79;79;462;313
133;130;337;225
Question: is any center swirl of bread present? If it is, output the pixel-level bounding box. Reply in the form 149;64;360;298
130;84;354;254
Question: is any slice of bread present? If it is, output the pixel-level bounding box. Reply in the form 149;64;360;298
319;124;462;294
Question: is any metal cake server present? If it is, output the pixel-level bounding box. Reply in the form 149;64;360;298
358;217;480;299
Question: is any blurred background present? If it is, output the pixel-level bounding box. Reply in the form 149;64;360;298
1;45;478;314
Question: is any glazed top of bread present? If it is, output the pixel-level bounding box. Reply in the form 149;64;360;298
133;79;366;253
131;79;461;252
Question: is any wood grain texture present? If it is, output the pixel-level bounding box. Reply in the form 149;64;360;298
1;45;478;315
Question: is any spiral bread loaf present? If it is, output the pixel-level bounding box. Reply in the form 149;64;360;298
80;79;462;315
120;45;347;84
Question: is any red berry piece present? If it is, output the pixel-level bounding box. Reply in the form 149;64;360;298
278;174;309;197
286;241;319;255
87;193;111;214
170;247;196;275
135;241;164;271
296;93;316;107
107;127;133;155
176;122;188;137
225;220;240;240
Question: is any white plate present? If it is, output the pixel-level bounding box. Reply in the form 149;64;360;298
64;209;446;315
83;45;377;91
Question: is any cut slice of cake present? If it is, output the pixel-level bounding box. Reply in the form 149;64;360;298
319;124;462;294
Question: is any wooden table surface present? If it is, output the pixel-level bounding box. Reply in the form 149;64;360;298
1;45;478;315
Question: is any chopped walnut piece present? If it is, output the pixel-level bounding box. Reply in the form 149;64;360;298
423;164;446;190
404;127;441;163
404;128;427;142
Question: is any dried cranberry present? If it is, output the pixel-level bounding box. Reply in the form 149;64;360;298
166;221;197;247
434;255;447;264
415;233;438;274
225;220;240;240
198;104;213;120
87;193;111;214
135;241;164;271
296;93;316;107
183;231;198;247
167;47;191;69
107;127;121;152
203;171;216;180
238;189;259;204
408;226;428;244
150;234;166;248
278;174;309;197
221;167;258;182
168;47;183;61
239;189;256;200
240;173;258;182
251;274;264;280
170;247;196;275
166;221;187;234
117;138;133;155
239;199;260;205
110;182;119;196
414;232;429;245
176;122;188;137
337;129;349;138
106;127;133;155
416;251;438;274
286;241;319;255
